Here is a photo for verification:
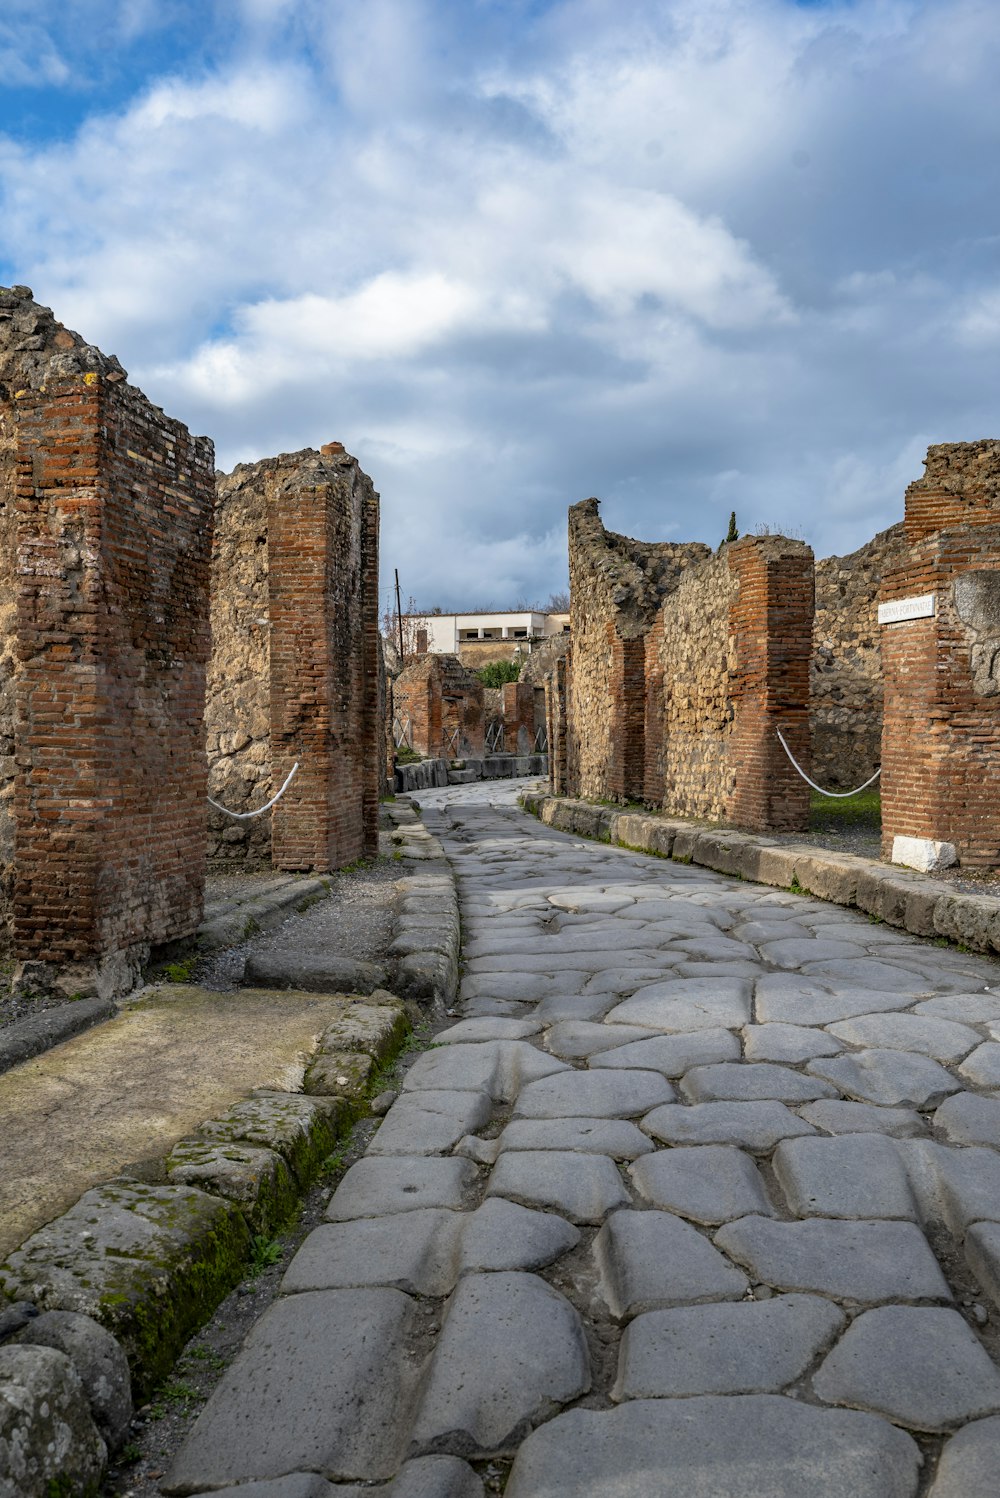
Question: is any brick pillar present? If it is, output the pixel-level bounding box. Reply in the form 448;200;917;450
268;448;379;871
608;635;647;802
12;375;215;992
643;616;665;805
727;539;813;833
503;681;535;754
880;525;1000;867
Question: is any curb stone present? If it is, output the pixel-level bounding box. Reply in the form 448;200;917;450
384;801;461;1011
0;991;415;1481
394;753;547;793
522;792;1000;958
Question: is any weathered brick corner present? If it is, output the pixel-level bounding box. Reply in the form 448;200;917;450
206;445;382;873
0;286;215;996
881;441;1000;867
394;654;485;760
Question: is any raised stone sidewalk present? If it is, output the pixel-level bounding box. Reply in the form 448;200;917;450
165;779;1000;1497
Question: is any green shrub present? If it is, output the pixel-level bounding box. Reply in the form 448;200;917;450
476;660;521;687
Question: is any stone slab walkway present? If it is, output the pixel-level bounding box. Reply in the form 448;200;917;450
166;781;1000;1498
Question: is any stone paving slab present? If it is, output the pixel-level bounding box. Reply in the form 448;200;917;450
504;1395;921;1498
715;1216;952;1302
642;1100;817;1152
629;1144;774;1223
513;1068;674;1118
929;1415;1000;1497
325;1157;478;1220
487;1150;631;1223
586;1028;740;1074
615;1294;844;1398
595;1209;749;1315
163;1289;423;1490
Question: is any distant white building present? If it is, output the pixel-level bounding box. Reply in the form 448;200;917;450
406;610;570;656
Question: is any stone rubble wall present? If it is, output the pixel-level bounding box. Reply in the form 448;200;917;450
567;497;710;802
565;498;812;833
811;525;908;790
0;287;215;994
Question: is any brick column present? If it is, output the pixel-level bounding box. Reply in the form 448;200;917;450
880;525;1000;867
727;539;813;833
545;656;568;794
12;375;215;992
268;447;379;871
503;681;535;755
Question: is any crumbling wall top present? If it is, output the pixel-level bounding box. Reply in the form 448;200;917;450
0;284;127;393
568;497;711;639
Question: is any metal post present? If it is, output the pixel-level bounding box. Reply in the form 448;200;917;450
394;568;405;661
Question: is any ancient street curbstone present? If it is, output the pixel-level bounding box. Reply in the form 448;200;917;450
167;1141;297;1237
197;1092;348;1189
241;952;389;993
0;1180;251;1401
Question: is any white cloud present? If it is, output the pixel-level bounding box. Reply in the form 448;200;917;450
1;0;999;604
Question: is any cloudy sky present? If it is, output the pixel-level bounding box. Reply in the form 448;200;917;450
1;0;998;609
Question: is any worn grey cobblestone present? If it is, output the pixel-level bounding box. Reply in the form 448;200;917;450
167;780;1000;1496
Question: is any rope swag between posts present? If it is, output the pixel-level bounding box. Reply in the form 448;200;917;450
776;728;881;800
207;761;300;819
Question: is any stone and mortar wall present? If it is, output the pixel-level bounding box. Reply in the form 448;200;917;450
567;498;710;802
206;444;382;872
0;287;215;993
812;525;907;789
566;498;812;833
881;442;1000;866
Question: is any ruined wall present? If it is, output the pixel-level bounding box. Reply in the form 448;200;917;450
567;498;711;802
205;444;381;872
0;288;130;941
502;681;535;755
206;465;272;863
812;525;907;789
394;654;485;760
0;288;215;991
881;442;1000;866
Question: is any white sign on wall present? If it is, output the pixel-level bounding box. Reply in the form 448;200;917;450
877;593;936;625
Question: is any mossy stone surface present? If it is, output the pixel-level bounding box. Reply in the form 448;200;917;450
166;1141;297;1236
196;1093;348;1189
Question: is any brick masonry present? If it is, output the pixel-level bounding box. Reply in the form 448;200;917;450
393;654;485;760
565;499;813;834
206;445;382;872
880;442;1000;866
0;287;215;993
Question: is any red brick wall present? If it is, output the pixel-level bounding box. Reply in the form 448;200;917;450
268;445;380;871
726;539;813;833
12;373;214;981
880;443;1000;865
502;681;535;755
394;654;484;760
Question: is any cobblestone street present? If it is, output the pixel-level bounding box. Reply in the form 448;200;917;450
167;781;1000;1497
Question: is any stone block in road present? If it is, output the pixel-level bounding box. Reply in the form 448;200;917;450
754;975;913;1026
326;1156;478;1220
772;1133;918;1220
497;1116;654;1159
715;1216;951;1302
409;1272;590;1457
163;1289;422;1490
742;1023;841;1063
587;1028;741;1075
542;1020;656;1058
284;1199;579;1297
964;1222;1000;1311
614;1294;844;1398
487;1150;630;1223
960;1043;1000;1089
366;1089;493;1155
642;1100;816;1153
513;1068;674;1119
897;1140;1000;1235
390;1457;484;1498
827;1012;980;1063
629;1144;774;1224
807;1049;959;1108
504;1395;921;1498
434;1017;543;1044
916;993;1000;1024
605;976;752;1031
934;1092;1000;1148
813;1306;1000;1430
928;1416;1000;1497
680;1062;838;1104
797;1100;926;1138
594;1209;748;1316
401;1041;569;1100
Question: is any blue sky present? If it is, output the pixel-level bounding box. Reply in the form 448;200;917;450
1;0;998;609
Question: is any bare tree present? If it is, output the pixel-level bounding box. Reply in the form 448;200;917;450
382;593;429;661
546;590;571;612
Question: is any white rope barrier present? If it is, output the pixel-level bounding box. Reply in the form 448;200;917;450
776;728;881;800
208;761;300;820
